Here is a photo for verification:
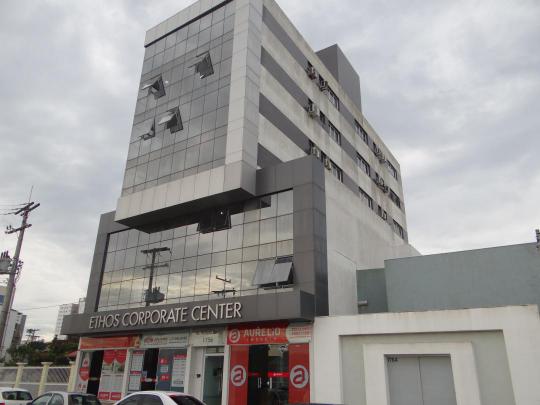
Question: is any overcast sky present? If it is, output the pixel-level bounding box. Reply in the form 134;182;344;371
0;0;539;340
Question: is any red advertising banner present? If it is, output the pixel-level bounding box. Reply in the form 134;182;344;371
228;346;249;405
227;322;289;345
288;343;310;403
80;335;139;350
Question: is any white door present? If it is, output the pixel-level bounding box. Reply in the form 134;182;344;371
387;355;457;405
187;347;204;398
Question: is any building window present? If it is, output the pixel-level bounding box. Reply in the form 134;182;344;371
388;161;399;179
389;189;401;208
328;88;340;110
355;120;369;144
393;220;405;239
359;187;373;210
97;190;295;311
377;205;388;221
141;75;166;99
356;153;370;176
319;111;327;125
331;162;343;182
329;122;342;145
158;107;183;133
194;52;214;78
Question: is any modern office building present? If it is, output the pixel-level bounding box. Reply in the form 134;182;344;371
55;302;82;340
62;0;417;403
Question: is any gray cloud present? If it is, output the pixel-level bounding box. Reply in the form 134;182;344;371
0;0;539;338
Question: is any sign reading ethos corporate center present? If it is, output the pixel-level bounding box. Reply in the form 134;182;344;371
89;302;242;330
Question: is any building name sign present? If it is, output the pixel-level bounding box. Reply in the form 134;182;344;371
89;302;242;330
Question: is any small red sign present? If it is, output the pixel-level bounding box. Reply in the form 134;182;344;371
227;322;289;345
79;356;90;381
288;344;310;403
228;346;249;405
103;350;116;364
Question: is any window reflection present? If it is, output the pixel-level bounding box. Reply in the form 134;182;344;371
98;190;295;311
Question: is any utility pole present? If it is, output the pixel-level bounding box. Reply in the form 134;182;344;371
141;247;169;306
0;202;39;353
25;328;40;343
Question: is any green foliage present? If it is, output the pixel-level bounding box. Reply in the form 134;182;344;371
5;337;78;366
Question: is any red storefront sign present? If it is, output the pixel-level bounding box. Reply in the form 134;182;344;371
227;322;289;345
288;344;310;403
228;346;249;404
79;335;139;350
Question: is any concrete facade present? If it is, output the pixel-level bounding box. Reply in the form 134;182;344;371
357;242;540;314
55;302;80;340
312;305;540;405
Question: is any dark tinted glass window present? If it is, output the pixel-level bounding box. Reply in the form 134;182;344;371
2;392;17;400
69;395;101;405
116;395;140;405
139;395;163;405
168;396;204;405
49;394;64;405
33;394;52;405
17;392;33;401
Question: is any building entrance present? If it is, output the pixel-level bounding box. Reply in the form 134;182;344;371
247;345;289;405
202;351;224;405
227;322;311;405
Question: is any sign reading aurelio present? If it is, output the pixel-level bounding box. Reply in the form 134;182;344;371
89;302;242;330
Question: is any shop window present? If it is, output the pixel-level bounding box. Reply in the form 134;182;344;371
159;107;183;133
141;75;166;99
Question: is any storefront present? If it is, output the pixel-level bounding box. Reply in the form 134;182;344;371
75;336;140;401
227;322;312;405
126;332;189;394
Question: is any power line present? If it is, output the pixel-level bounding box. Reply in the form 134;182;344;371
18;304;68;311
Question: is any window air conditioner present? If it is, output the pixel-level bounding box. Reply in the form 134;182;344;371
307;103;319;118
306;66;318;80
310;145;321;159
324;157;332;170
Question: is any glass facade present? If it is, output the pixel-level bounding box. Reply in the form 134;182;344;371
122;1;235;196
98;190;294;312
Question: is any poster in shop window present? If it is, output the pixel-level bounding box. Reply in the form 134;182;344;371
128;350;145;393
171;353;187;388
98;350;127;401
75;352;91;393
156;348;187;392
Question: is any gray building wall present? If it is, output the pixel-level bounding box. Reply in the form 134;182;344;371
357;242;540;313
340;331;516;405
316;44;362;112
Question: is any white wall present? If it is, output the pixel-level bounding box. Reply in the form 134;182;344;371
311;305;540;405
325;176;419;315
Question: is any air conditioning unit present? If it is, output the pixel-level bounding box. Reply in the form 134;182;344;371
306;103;319;118
373;146;386;163
375;177;389;193
310;145;321;158
306;66;318;80
318;80;329;92
323;157;332;170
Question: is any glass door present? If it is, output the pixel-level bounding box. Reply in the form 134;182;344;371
202;354;224;405
247;345;289;405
